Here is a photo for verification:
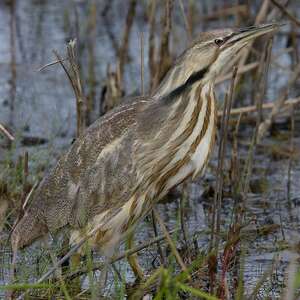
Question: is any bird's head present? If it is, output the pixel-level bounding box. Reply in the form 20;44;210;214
155;23;281;99
192;23;281;81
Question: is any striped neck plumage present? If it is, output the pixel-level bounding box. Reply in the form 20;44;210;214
152;62;210;103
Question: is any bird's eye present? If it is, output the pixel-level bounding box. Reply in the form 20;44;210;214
214;38;224;46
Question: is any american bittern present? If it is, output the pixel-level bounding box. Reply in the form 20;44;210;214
12;23;279;279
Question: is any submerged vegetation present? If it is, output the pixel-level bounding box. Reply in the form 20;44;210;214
0;0;300;299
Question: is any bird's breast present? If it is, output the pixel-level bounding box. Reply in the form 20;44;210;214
153;82;217;197
189;85;216;178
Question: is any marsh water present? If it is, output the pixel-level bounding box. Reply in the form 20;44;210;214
0;0;300;298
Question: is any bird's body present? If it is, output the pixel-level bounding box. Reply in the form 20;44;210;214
13;75;216;254
70;80;217;253
12;23;280;258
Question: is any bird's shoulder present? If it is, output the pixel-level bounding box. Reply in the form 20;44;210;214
32;97;151;228
71;97;143;143
59;97;151;180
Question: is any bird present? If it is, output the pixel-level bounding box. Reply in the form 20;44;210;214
11;23;279;279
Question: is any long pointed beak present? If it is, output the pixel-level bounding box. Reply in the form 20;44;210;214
224;22;283;47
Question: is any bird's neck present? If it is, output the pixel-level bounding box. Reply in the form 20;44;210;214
145;80;216;197
152;62;210;101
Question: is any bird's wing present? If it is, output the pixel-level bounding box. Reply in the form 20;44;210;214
29;99;149;232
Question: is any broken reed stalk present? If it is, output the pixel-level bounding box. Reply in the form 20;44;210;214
200;5;248;22
148;0;157;92
23;152;28;182
20;151;29;212
86;1;97;126
258;63;300;141
222;115;243;299
224;0;270;98
73;2;80;47
286;104;295;202
118;0;137;83
152;208;189;277
0;123;15;141
66;41;86;137
38;58;68;72
230;112;242;200
140;31;145;96
180;183;189;245
209;66;237;295
291;25;299;65
217;97;300;117
152;0;173;89
178;0;192;41
53;40;86;138
151;210;166;266
22;181;39;211
211;66;238;252
9;246;17;299
241;37;273;208
256;37;273;128
101;1;119;56
270;0;300;27
216;61;259;84
186;1;195;36
9;0;16;129
9;152;28;299
216;47;294;85
218;224;242;298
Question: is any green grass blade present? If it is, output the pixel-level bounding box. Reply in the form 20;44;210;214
177;282;220;300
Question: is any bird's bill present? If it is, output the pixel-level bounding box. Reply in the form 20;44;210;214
223;23;283;48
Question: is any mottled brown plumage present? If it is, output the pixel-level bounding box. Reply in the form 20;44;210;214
12;24;280;257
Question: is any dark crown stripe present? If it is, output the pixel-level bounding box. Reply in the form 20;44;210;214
161;66;209;103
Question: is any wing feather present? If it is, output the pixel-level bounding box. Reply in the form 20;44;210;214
30;100;147;232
